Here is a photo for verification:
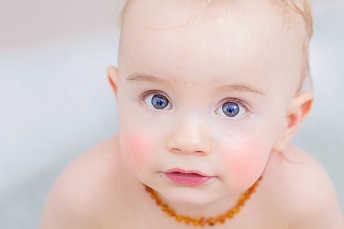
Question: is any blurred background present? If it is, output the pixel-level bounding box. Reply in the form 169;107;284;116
0;0;343;228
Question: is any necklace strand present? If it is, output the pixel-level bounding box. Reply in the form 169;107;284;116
145;177;262;227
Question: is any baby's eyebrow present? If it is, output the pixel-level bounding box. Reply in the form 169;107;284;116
127;72;265;95
217;84;266;96
127;73;171;87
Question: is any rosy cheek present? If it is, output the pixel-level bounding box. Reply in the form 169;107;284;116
121;133;152;168
222;139;269;186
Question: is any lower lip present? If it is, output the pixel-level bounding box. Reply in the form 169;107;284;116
164;172;213;186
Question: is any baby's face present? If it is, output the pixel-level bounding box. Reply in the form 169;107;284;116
115;0;304;205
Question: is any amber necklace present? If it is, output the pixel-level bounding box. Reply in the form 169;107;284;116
145;177;262;227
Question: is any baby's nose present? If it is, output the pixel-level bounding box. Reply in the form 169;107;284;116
166;116;211;156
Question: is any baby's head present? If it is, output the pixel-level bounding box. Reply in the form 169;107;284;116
108;0;314;205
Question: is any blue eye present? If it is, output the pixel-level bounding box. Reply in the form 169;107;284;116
152;95;169;109
144;93;172;110
215;101;246;118
222;102;239;117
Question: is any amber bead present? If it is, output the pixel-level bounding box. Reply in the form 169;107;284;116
192;218;200;226
216;215;226;224
207;217;216;225
184;216;191;224
167;209;175;216
175;214;183;222
226;210;234;219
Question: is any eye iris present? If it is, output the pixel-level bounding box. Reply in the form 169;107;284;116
222;102;239;117
151;95;169;109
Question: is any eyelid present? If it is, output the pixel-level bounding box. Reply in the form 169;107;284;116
140;90;170;101
219;98;250;111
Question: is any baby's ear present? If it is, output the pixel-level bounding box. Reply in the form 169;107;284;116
107;65;119;96
273;91;313;152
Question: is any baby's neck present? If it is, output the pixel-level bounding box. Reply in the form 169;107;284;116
145;180;261;223
164;194;242;218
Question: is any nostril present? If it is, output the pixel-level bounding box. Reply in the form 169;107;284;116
170;148;181;153
194;150;207;155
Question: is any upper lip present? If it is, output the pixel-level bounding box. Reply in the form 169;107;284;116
164;168;211;177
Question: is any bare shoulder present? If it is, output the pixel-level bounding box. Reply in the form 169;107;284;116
40;135;132;229
262;145;344;229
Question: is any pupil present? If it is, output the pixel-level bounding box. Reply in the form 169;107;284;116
152;95;168;109
222;102;239;117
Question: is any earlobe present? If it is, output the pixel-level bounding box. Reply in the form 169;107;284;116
107;65;119;96
273;91;314;152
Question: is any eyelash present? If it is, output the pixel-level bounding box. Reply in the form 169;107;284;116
139;90;172;107
139;90;251;118
140;90;167;99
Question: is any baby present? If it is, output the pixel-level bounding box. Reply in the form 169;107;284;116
40;0;344;228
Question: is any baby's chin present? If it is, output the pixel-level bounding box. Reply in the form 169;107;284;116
153;182;241;207
160;189;224;207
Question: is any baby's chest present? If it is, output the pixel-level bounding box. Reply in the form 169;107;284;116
105;204;290;229
113;217;289;229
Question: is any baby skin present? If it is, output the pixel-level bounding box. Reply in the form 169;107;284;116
41;0;344;228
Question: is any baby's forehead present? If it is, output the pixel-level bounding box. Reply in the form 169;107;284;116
123;1;277;30
118;0;310;94
120;0;307;32
120;0;303;61
120;0;307;57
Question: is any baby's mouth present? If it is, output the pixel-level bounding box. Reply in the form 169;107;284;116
164;169;213;186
